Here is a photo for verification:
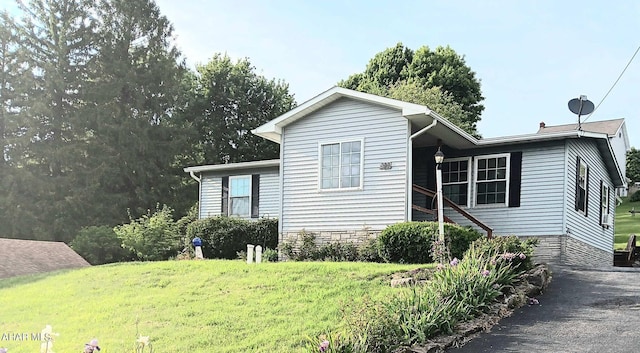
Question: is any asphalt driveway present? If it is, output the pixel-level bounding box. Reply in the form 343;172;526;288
447;265;640;353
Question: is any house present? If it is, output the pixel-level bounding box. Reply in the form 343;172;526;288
0;238;90;279
184;87;625;267
538;118;630;197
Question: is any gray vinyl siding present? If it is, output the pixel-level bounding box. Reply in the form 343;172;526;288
198;168;280;219
415;143;567;236
281;97;408;233
258;171;279;218
565;139;614;253
199;174;222;218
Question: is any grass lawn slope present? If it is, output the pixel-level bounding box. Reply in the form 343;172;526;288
614;197;640;249
0;260;420;353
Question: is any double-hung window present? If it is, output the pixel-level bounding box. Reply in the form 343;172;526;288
320;140;362;190
229;175;251;216
576;158;588;214
600;182;610;226
474;154;509;206
442;158;471;206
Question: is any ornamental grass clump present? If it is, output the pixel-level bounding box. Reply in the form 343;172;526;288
307;236;537;353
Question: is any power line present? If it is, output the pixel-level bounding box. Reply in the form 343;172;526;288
583;44;640;123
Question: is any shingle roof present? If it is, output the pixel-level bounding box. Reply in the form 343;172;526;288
537;118;625;136
0;238;90;279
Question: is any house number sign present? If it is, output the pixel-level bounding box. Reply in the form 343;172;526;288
379;162;392;170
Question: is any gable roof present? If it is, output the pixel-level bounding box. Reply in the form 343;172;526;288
248;86;624;187
0;238;90;279
252;86;479;147
537;118;625;136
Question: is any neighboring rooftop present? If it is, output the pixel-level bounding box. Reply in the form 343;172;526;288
0;238;90;279
537;118;625;136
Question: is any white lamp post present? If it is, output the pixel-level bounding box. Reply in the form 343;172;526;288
434;147;445;242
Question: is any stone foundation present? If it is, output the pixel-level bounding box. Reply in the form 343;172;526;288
518;235;612;268
563;236;612;268
280;229;381;248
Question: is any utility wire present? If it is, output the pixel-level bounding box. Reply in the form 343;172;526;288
583;44;640;123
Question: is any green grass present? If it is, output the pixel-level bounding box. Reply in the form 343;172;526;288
0;260;422;353
614;197;640;249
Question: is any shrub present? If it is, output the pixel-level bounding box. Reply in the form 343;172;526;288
630;189;640;202
186;216;278;259
71;226;132;265
262;248;279;262
467;235;538;271
357;238;384;263
114;205;182;261
317;242;359;262
378;222;483;264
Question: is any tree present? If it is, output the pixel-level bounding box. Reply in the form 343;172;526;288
4;0;97;242
114;205;181;261
340;43;484;136
179;54;295;165
70;225;132;264
627;147;640;183
85;0;189;220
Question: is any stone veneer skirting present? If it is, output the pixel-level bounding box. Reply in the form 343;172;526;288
519;235;612;268
280;229;381;248
280;231;613;268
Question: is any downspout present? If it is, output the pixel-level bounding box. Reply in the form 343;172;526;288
188;171;202;218
189;171;201;183
407;117;438;222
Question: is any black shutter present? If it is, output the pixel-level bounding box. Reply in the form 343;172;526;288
599;180;604;226
251;174;260;218
508;152;522;207
575;156;581;211
221;176;229;216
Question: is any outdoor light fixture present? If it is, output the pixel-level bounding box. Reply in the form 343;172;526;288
434;147;445;241
434;147;445;165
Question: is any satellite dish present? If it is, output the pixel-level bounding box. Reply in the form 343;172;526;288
568;95;594;130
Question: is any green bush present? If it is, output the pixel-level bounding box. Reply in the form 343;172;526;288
114;205;182;261
467;235;538;271
262;248;279;262
186;216;278;259
630;190;640;202
71;226;132;265
378;222;483;264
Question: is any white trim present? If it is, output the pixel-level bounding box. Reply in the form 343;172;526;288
317;138;365;192
473;153;511;208
408;118;438;221
184;159;279;173
228;175;252;217
441;156;472;207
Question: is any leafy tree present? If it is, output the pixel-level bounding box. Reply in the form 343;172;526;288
114;205;181;261
627;147;640;183
71;226;132;265
179;54;295;165
340;43;484;136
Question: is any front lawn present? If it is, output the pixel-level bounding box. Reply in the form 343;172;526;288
614;197;640;249
0;260;420;353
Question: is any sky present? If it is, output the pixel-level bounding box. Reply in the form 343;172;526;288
3;0;639;147
152;0;639;148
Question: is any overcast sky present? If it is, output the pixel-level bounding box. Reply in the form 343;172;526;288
4;0;639;147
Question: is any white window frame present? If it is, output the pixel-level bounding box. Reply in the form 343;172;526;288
229;175;251;217
318;138;364;191
441;157;472;207
577;159;588;214
601;182;610;226
473;153;510;207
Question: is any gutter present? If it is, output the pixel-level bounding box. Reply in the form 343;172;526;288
406;117;438;222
